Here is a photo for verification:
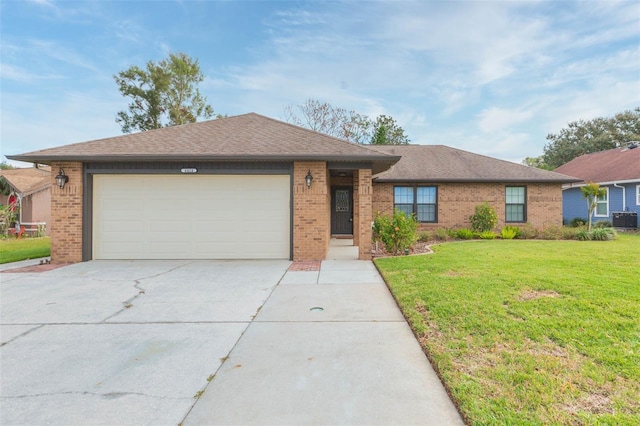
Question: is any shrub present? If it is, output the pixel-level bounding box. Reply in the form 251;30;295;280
561;226;583;240
434;228;450;241
576;229;591;241
594;220;612;228
569;217;587;228
478;231;496;240
373;209;418;255
500;226;520;240
455;228;474;240
591;227;617;241
517;223;539;239
469;202;498;232
417;231;434;242
541;225;563;240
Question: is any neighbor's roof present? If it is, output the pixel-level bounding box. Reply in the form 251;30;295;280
371;145;580;183
8;113;400;173
0;166;51;196
554;145;640;184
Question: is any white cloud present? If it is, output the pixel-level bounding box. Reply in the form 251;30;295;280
477;107;534;134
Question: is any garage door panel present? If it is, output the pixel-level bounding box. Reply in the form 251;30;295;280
93;174;290;259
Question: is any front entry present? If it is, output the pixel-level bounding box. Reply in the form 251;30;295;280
331;187;353;235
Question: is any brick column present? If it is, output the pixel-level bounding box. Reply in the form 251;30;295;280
292;162;329;261
356;169;372;260
50;162;83;263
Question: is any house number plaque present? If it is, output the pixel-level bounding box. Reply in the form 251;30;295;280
180;168;198;174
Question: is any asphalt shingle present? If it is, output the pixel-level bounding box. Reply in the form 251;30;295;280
371;145;580;183
554;145;640;183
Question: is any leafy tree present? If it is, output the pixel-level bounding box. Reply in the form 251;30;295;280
283;99;372;144
581;182;606;232
114;52;214;133
542;107;640;168
371;124;387;145
0;162;15;170
283;99;411;145
370;115;410;145
521;156;552;170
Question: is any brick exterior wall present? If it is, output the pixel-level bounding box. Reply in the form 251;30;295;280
355;169;373;260
293;161;329;261
50;162;83;263
373;182;564;230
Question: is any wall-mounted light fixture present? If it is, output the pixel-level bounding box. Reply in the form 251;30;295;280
55;168;69;189
305;170;314;188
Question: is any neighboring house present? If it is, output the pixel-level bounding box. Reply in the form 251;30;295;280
554;145;640;228
0;166;51;235
8;113;578;263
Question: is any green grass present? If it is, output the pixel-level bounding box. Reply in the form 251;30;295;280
0;237;51;264
375;233;640;425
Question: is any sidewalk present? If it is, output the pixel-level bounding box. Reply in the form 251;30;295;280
183;256;464;425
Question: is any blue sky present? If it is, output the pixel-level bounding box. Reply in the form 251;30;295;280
1;0;639;166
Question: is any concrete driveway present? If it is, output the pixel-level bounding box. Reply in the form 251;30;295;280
1;259;463;425
1;260;290;425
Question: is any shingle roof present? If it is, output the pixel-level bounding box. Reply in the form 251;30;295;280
371;145;580;183
553;145;640;183
8;113;400;173
0;166;51;196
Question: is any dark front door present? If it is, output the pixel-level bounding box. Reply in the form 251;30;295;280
331;187;353;235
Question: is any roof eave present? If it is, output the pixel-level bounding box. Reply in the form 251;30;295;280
372;177;582;184
7;153;401;162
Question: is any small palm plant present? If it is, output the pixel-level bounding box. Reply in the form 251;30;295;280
581;182;606;232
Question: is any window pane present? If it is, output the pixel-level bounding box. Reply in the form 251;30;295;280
596;202;607;215
597;192;607;202
396;204;414;217
417;204;436;222
394;187;413;204
417;187;436;204
506;205;524;222
506;187;525;204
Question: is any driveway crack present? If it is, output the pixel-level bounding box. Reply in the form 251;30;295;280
100;262;195;322
1;391;191;401
0;325;44;347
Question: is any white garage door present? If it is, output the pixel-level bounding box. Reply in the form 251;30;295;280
93;174;290;259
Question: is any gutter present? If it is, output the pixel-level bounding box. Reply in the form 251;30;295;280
562;178;640;188
613;183;626;211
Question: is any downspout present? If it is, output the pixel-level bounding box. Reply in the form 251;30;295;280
613;183;626;211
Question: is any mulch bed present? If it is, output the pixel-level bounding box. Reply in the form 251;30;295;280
372;241;435;258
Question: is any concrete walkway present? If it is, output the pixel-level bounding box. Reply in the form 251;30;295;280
183;255;464;425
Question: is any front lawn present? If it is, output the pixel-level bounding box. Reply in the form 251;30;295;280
375;233;640;425
0;237;51;264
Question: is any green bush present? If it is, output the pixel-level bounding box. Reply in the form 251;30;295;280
541;225;563;240
477;231;496;240
576;229;591;241
417;231;434;242
500;226;520;240
469;202;498;232
373;209;418;255
455;228;474;240
591;227;617;241
568;218;587;227
434;228;450;241
594;220;612;228
561;226;583;240
516;223;539;239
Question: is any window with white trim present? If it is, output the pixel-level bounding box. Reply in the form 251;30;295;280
505;186;526;222
394;186;437;222
595;187;609;217
636;185;640;205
